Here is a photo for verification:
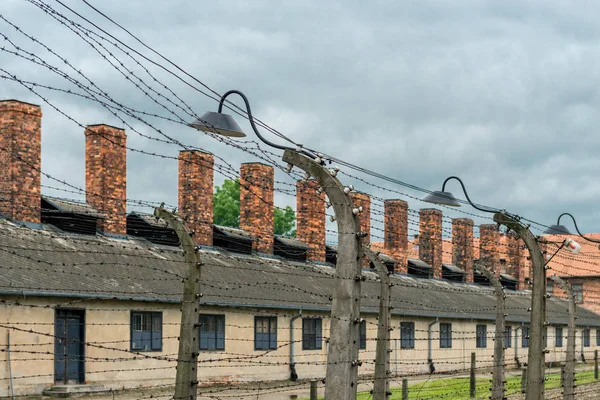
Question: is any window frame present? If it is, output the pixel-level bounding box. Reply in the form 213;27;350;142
546;280;554;295
199;314;225;351
400;322;415;349
440;323;452;349
583;327;590;347
359;320;367;350
505;326;512;348
302;318;323;350
130;311;162;352
522;326;530;348
476;324;487;348
556;327;563;348
572;283;583;303
254;316;277;351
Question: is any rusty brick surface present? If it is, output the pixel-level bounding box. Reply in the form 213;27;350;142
296;179;325;262
384;199;408;273
85;124;127;235
350;192;371;269
0;100;42;223
178;150;214;246
452;218;474;283
507;233;527;290
240;163;274;254
479;224;500;277
419;208;443;279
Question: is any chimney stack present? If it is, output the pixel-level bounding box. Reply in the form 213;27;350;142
419;209;442;279
507;233;526;290
296;179;325;262
350;192;371;269
479;224;500;277
0;100;42;224
452;218;474;283
240;163;274;254
178;150;214;246
85;124;127;235
384;199;408;273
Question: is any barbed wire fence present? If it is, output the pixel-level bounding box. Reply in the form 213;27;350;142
0;2;599;399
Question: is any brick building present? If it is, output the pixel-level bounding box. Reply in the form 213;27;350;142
1;99;599;395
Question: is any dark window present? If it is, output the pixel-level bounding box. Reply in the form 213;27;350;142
401;322;415;349
505;326;512;348
199;315;225;351
572;284;583;303
556;327;563;348
440;323;452;348
597;329;600;346
476;325;487;348
255;316;277;350
583;328;590;347
522;326;530;348
131;312;162;352
359;320;367;350
302;318;322;350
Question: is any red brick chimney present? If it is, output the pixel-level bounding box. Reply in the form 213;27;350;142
240;163;274;254
419;209;442;279
178;150;214;246
507;233;526;290
350;192;371;269
479;224;500;277
296;179;325;262
452;218;474;283
0;100;42;224
384;199;408;273
85;124;127;235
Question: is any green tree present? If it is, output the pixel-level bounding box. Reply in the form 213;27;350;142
274;205;296;237
213;178;240;227
213;178;296;237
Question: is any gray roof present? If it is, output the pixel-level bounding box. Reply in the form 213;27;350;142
500;273;518;282
408;258;432;269
129;211;169;228
274;236;312;250
42;196;105;218
214;225;254;241
0;219;599;326
442;263;465;274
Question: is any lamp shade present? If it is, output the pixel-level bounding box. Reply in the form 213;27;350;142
188;111;246;137
543;225;571;235
422;191;461;207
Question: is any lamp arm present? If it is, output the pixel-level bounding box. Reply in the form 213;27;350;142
218;90;315;158
558;212;600;244
441;176;498;214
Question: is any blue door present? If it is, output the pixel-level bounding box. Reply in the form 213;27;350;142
55;309;85;384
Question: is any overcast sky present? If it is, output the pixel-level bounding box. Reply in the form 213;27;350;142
2;0;600;240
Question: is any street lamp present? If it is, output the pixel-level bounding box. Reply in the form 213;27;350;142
188;89;316;158
189;90;363;400
424;176;546;400
544;212;600;246
423;176;507;215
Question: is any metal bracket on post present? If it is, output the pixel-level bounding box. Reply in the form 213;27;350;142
282;150;361;400
494;212;546;400
154;206;201;400
363;246;391;399
474;263;505;400
549;275;576;400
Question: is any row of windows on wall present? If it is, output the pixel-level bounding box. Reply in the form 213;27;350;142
130;312;600;352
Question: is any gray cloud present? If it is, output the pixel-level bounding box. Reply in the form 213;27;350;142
2;0;600;238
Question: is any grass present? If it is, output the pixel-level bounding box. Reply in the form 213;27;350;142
306;370;598;399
